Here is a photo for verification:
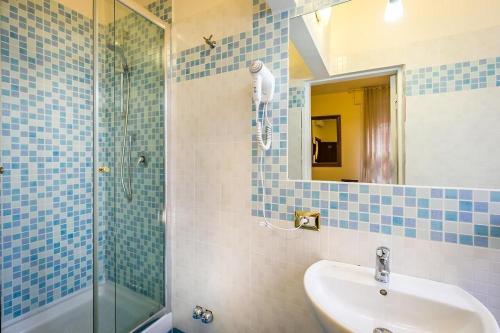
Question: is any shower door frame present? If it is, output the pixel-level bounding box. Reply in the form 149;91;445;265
92;1;171;332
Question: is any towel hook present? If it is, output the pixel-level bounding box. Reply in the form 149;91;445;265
203;34;216;49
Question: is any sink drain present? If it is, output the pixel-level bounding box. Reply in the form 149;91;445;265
373;328;393;333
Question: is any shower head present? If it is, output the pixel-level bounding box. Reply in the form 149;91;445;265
106;42;129;72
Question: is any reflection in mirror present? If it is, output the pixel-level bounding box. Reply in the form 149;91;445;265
307;73;401;183
287;0;500;189
312;116;341;167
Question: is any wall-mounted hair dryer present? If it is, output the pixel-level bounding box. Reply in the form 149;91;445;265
250;60;275;151
250;60;275;105
249;61;305;232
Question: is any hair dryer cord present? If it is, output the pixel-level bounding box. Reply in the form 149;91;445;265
257;102;306;232
256;103;272;151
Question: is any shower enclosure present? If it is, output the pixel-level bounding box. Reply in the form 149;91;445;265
0;0;170;332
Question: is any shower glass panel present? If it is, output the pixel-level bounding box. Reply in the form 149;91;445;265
96;0;166;332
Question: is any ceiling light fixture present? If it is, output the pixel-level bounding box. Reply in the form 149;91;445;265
384;0;403;22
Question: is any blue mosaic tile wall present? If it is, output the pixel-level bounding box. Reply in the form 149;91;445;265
165;0;500;250
0;0;93;321
173;32;253;82
147;0;172;23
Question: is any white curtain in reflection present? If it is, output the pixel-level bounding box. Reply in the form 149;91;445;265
361;85;393;183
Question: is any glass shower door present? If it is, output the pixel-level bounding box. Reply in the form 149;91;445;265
95;1;166;332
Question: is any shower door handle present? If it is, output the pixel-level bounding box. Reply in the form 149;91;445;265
97;166;111;174
158;208;167;224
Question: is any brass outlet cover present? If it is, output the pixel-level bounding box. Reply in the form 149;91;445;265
295;211;320;231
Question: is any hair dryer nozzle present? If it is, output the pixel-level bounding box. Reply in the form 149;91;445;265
249;60;264;74
249;60;275;104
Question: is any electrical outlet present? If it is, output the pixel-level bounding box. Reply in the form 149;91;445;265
294;211;320;231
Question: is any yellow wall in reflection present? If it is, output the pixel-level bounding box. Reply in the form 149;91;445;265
289;42;313;80
311;90;363;181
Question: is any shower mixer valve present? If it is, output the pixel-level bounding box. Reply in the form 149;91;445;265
201;309;214;324
137;154;147;167
192;305;214;324
192;305;204;319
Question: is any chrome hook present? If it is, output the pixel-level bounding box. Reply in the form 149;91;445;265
203;34;216;49
137;154;147;167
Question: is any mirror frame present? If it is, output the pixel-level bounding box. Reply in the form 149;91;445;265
290;62;406;183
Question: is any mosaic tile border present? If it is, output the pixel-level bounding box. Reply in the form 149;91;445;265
406;57;500;96
289;86;305;108
173;32;253;82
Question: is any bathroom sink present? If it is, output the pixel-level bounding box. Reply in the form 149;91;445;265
304;260;499;333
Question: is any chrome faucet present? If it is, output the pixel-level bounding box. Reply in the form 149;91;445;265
375;246;390;283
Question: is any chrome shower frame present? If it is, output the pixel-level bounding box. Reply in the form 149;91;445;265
92;1;172;332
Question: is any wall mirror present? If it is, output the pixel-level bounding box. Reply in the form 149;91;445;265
286;0;500;189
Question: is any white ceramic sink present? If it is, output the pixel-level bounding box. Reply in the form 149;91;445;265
304;260;499;333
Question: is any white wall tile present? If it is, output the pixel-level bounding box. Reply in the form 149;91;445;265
169;1;500;330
